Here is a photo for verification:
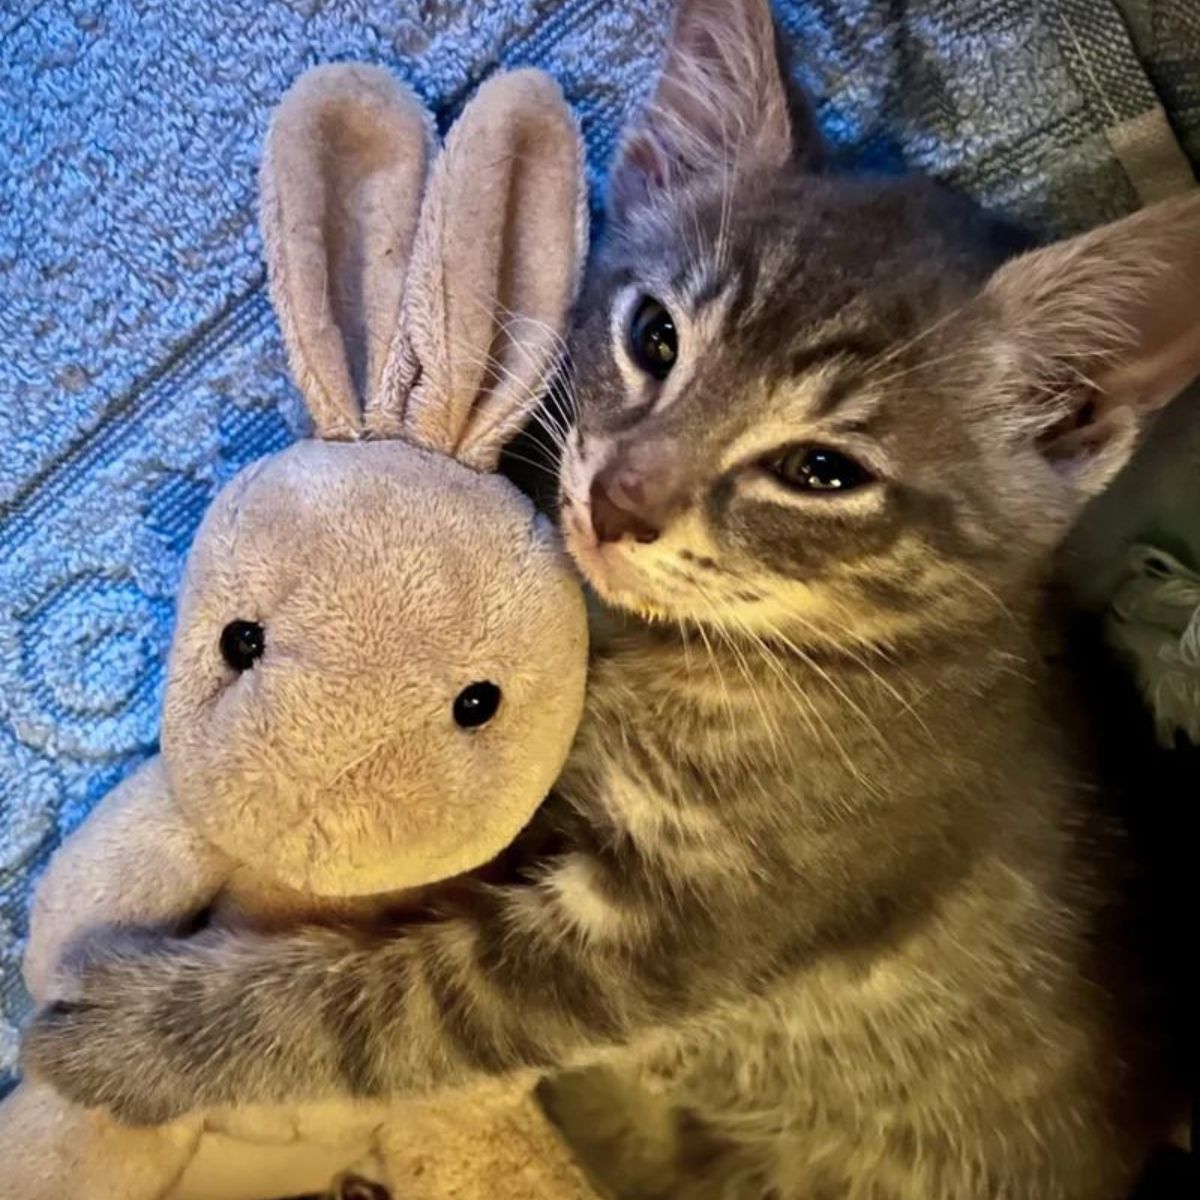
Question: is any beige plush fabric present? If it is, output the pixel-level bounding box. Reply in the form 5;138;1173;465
260;63;434;440
163;438;586;898
0;63;595;1200
390;70;589;466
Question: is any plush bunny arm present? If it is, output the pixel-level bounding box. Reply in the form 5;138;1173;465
0;1080;201;1200
23;757;229;1003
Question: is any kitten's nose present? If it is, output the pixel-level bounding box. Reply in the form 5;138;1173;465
590;466;661;545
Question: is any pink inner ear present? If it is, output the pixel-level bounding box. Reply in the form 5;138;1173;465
1037;397;1124;463
1035;393;1099;460
658;20;741;150
1057;196;1200;415
1030;376;1141;490
611;131;675;216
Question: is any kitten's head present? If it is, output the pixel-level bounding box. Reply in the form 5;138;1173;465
559;0;1200;649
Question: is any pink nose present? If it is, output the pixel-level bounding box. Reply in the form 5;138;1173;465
589;466;660;545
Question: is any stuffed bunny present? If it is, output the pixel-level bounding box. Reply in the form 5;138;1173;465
0;63;597;1200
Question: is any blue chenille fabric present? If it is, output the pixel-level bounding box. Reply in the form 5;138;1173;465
0;0;1196;1090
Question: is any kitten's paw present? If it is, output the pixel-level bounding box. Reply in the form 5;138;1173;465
20;934;198;1126
23;1004;185;1125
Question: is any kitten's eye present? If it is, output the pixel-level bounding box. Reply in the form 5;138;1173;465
768;446;872;494
627;296;678;380
453;681;502;729
220;620;265;672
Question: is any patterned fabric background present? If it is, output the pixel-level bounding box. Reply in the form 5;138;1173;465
1118;0;1200;163
0;0;1196;1090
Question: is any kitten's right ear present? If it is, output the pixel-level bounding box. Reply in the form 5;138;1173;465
610;0;820;221
986;192;1200;495
260;64;434;440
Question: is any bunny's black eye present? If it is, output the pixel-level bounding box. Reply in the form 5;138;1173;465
220;620;265;672
767;446;873;494
628;296;678;380
453;681;502;729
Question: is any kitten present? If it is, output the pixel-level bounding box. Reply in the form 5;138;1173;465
22;2;1200;1197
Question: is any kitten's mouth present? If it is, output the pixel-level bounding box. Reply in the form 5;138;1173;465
561;504;658;611
558;471;683;622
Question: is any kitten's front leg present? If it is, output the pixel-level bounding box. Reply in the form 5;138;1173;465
20;926;350;1126
19;916;572;1125
23;857;772;1127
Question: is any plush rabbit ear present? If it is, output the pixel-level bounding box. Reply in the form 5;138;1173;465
368;69;587;469
260;64;434;440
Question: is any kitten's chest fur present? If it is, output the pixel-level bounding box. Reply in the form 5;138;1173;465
550;609;1170;1197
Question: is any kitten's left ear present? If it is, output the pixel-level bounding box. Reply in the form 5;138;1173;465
987;192;1200;495
610;0;821;220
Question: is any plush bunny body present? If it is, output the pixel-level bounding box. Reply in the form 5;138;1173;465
7;762;594;1200
0;63;596;1200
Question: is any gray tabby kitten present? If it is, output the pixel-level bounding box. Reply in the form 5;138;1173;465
22;1;1200;1197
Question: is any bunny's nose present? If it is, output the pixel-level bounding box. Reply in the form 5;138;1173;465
589;464;661;545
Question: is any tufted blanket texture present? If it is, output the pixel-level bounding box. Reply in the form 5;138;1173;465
1;0;1197;1090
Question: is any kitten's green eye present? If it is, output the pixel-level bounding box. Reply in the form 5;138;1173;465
768;446;872;494
628;296;678;380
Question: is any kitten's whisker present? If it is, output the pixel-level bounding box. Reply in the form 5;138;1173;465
864;344;989;394
717;611;818;769
495;322;578;424
532;392;576;451
529;378;578;451
675;618;695;675
516;413;571;460
497;449;557;479
755;615;892;783
719;625;785;762
936;562;1020;628
491;295;578;374
866;295;982;374
784;610;935;744
435;335;557;438
439;287;572;425
514;429;564;467
741;614;881;797
684;185;709;283
691;582;784;760
691;611;737;728
688;592;857;783
712;124;738;278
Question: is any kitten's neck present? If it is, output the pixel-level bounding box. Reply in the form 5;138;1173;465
586;592;1058;776
591;594;1042;697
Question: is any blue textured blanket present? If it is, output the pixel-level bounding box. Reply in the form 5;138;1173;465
0;0;1196;1089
